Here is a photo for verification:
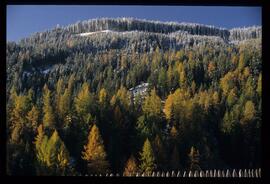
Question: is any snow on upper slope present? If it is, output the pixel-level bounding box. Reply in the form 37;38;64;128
78;30;115;36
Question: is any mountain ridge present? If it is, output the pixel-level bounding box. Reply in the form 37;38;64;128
14;17;261;45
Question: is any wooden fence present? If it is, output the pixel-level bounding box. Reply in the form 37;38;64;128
82;168;261;177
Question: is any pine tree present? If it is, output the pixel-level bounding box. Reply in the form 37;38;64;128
9;93;32;144
123;155;138;176
188;146;200;171
164;93;174;121
74;82;94;124
139;138;156;174
158;67;167;96
34;125;45;150
177;62;186;88
42;84;56;129
167;65;174;91
115;85;131;110
238;52;246;71
59;88;71;120
67;74;75;95
82;124;110;174
142;88;162;118
11;95;30;126
26;105;39;134
51;131;71;175
34;124;49;175
244;76;255;100
99;88;108;107
241;100;256;124
56;78;64;115
220;71;236;95
34;127;71;175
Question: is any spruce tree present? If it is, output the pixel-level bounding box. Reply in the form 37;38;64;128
188;146;200;171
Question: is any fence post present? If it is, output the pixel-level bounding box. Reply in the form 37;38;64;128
255;169;258;178
244;169;248;177
209;170;213;177
226;169;231;177
194;170;199;177
200;170;204;177
239;169;243;178
248;169;251;177
205;170;209;177
183;171;187;177
232;169;237;177
161;171;165;177
217;170;221;177
251;169;254;177
188;170;193;177
222;170;225;177
213;169;217;177
142;172;145;177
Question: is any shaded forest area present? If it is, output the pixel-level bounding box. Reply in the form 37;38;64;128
6;18;261;175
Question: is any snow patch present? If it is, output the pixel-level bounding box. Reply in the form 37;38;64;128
77;30;143;37
40;66;53;74
78;30;114;36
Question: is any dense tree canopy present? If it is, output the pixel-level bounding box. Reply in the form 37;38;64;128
6;18;261;175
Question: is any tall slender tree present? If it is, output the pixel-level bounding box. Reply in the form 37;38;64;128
139;138;156;174
82;124;110;174
42;84;56;129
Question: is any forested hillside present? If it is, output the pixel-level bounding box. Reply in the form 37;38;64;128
6;18;261;175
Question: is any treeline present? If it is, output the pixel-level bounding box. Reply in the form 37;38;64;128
229;26;261;42
6;33;261;175
18;18;261;47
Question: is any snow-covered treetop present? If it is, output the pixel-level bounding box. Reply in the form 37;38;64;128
17;17;261;47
